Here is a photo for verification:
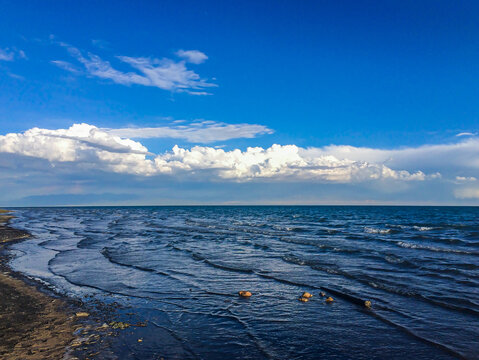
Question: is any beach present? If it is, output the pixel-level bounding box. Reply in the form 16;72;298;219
0;210;99;359
0;209;156;359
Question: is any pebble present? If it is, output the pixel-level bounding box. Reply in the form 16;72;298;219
75;312;90;317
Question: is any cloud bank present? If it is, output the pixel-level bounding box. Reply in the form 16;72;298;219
3;123;479;204
0;123;439;182
52;43;216;95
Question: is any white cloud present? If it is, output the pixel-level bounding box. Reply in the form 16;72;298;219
456;132;476;137
91;39;110;49
51;60;81;74
55;43;216;95
0;123;156;176
118;55;215;94
153;144;427;181
17;50;27;60
305;139;479;177
0;49;14;61
0;123;434;183
0;48;27;61
7;73;24;80
0;47;26;61
106;121;274;143
455;176;476;182
454;188;479;199
175;50;208;64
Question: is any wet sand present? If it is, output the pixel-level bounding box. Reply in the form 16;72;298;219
0;210;78;359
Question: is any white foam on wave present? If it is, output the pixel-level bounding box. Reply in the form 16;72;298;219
387;224;407;229
364;227;391;234
413;226;435;231
385;255;404;264
387;224;438;231
396;241;472;254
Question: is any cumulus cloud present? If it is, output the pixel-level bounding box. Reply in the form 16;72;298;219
53;43;216;95
153;144;427;181
0;123;436;183
106;121;274;143
175;50;208;64
0;124;156;176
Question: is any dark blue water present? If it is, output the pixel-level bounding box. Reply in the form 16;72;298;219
7;206;479;359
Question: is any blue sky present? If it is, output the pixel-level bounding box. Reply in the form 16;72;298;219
1;0;479;205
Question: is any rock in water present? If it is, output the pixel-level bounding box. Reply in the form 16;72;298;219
238;291;252;298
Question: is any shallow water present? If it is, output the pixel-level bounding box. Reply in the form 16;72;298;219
7;206;479;359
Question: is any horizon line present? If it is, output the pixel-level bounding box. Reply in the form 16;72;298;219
3;204;479;208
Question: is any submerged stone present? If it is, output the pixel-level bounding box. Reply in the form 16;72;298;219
109;321;131;330
75;312;90;317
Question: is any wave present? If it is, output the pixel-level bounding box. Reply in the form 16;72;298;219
101;248;158;273
407;234;470;246
414;226;436;231
272;225;310;233
253;269;478;330
277;236;363;255
369;307;468;359
148;321;198;357
197;257;254;274
168;244;256;275
396;241;479;255
384;255;408;265
364;227;393;234
281;253;479;317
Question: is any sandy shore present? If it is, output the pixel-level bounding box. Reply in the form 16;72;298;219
0;209;154;360
0;210;80;359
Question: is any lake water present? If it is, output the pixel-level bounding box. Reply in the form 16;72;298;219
7;206;479;359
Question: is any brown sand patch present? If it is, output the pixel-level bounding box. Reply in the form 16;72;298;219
0;272;79;359
0;211;80;359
